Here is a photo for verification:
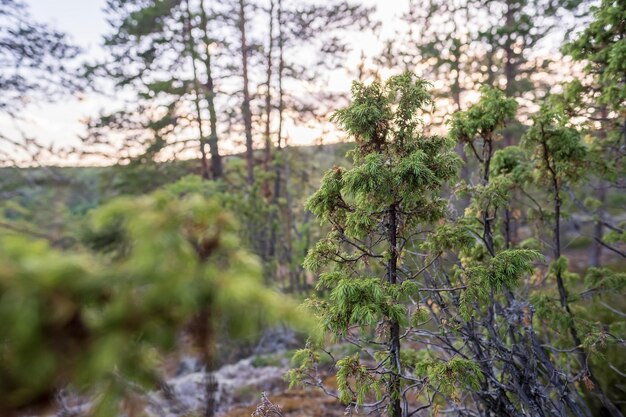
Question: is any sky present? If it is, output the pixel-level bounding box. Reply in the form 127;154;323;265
4;0;404;165
28;0;108;51
1;0;111;164
4;0;578;165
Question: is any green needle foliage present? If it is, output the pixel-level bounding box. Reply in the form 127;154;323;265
0;180;305;416
290;72;472;417
563;0;626;113
288;76;624;417
523;105;588;186
521;101;625;417
560;0;626;270
412;86;604;417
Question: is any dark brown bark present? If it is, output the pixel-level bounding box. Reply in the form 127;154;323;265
192;235;221;417
387;203;401;417
482;136;496;256
542;136;623;417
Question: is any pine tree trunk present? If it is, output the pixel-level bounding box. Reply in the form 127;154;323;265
263;0;274;198
502;0;520;245
192;240;219;417
238;0;254;185
274;0;284;203
591;182;605;267
183;0;210;180
198;0;222;179
276;0;296;291
265;0;277;269
591;105;609;267
502;0;516;148
545;140;623;417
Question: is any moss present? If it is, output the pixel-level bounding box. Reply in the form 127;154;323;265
232;385;259;404
251;353;284;368
566;236;592;249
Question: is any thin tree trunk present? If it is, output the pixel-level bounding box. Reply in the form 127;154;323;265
238;0;254;185
482;137;495;256
275;0;285;198
276;0;295;291
185;5;218;408
198;0;223;179
502;0;521;245
387;203;402;417
591;106;609;266
263;0;275;198
591;183;606;266
451;43;471;211
544;138;623;417
191;308;217;417
502;0;516;147
183;0;209;180
265;0;278;269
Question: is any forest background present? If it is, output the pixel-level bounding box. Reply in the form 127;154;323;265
0;0;624;416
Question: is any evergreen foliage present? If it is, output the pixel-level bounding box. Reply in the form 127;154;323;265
0;180;306;416
563;0;626;112
292;73;471;417
294;79;624;417
1;2;625;416
561;0;626;270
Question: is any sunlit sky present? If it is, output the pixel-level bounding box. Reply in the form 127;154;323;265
4;0;110;163
3;0;577;165
4;0;406;164
29;0;107;49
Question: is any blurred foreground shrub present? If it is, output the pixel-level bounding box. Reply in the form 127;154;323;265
0;181;308;415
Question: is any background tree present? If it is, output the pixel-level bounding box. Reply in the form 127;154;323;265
0;0;81;116
262;0;374;289
381;0;587;245
85;0;227;179
0;0;86;243
384;0;477;117
522;103;624;417
562;0;626;266
427;87;595;417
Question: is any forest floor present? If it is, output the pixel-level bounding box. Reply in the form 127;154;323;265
223;388;346;417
